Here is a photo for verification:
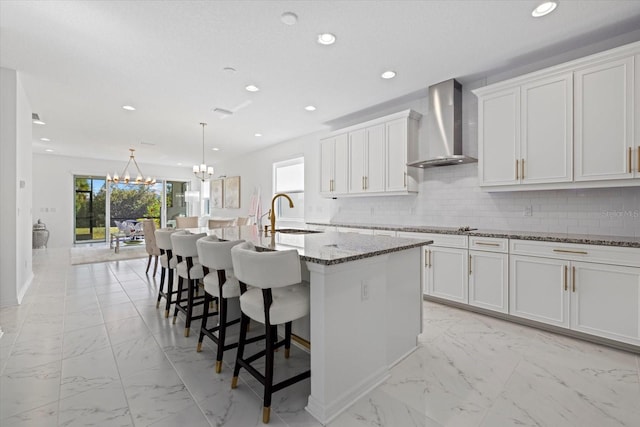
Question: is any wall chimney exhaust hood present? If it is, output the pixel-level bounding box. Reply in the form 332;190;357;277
407;79;476;168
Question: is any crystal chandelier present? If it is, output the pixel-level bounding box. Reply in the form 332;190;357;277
193;122;214;181
107;148;156;185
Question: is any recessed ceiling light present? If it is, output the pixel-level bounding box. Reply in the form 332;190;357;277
305;105;317;111
254;133;262;137
317;33;336;45
33;119;46;125
177;162;183;166
45;149;54;152
212;147;220;151
532;1;558;17
40;137;51;142
122;105;136;111
32;113;45;125
281;12;298;25
381;70;396;79
245;84;260;92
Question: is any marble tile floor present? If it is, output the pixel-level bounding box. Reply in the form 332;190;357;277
0;248;638;426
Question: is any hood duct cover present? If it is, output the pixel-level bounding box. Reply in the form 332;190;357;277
407;79;476;168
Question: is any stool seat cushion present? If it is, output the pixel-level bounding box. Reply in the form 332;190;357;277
203;271;241;299
240;282;310;325
159;253;178;269
176;258;204;279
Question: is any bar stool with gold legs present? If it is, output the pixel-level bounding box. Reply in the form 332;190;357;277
154;228;179;317
230;242;311;423
170;231;207;337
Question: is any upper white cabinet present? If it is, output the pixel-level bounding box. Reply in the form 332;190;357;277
320;110;421;197
348;125;385;194
574;56;634;181
320;133;348;196
477;74;572;187
474;40;640;191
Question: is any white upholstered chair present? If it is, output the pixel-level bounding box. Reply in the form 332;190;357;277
175;216;199;228
141;219;160;275
155;228;180;317
208;218;235;229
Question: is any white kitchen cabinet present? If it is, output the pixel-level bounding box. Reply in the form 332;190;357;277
509;255;570;328
320;109;421;198
510;239;640;346
468;237;509;314
574;56;634;181
476;72;573;187
320;133;348;196
571;261;640;346
426;246;468;304
348;124;385;194
477;86;520;186
385;117;419;192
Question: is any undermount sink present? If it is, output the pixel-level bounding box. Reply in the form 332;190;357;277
276;228;323;234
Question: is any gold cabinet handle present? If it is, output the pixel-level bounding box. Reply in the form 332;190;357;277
362;176;365;190
365;176;368;190
629;147;633;173
637;146;639;173
468;254;472;275
553;249;588;255
424;249;428;267
515;159;519;180
428;250;432;268
476;242;500;247
404;172;407;187
563;265;568;291
572;266;576;292
521;158;525;180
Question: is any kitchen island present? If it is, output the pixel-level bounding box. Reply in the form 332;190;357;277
203;225;432;424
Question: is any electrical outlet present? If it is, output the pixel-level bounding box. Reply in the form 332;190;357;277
361;281;370;301
524;205;533;216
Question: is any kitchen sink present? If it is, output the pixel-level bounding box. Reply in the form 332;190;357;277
276;228;323;234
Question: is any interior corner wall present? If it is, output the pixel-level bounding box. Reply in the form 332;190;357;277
1;67;33;307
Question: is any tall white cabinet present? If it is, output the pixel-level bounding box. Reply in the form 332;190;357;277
320;134;348;195
474;40;640;191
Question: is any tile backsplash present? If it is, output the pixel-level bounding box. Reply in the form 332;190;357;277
330;164;640;237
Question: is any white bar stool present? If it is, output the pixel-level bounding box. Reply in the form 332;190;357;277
154;228;180;317
171;231;207;336
230;241;311;423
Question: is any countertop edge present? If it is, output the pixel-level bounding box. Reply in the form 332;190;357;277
299;240;432;265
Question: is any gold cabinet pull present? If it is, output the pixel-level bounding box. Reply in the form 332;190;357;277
629;147;633;173
424;249;428;267
428;250;432;268
476;242;500;247
521;158;525;180
468;254;472;275
572;266;576;292
515;159;519;180
637;146;639;173
404;172;407;187
365;176;368;190
362;176;365;190
563;265;568;291
553;249;588;255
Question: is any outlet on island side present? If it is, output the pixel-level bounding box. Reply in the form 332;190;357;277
524;205;533;217
361;280;370;301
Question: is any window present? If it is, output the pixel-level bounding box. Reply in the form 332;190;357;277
273;157;304;222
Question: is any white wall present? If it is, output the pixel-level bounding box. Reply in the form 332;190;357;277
32;154;196;248
1;67;33;306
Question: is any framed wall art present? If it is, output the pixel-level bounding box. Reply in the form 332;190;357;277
211;178;224;208
224;176;241;209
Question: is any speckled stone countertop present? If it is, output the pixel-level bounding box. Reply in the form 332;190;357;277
307;222;640;248
201;226;433;265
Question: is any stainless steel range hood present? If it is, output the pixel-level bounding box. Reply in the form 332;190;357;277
407;79;476;168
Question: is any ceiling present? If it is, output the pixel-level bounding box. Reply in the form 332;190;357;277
2;1;640;169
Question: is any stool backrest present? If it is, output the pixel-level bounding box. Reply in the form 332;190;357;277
155;228;179;251
235;216;251;226
231;242;301;289
176;216;199;228
197;238;245;271
171;232;207;258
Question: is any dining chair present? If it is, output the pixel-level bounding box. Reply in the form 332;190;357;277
141;219;160;275
208;218;235;229
235;216;251;226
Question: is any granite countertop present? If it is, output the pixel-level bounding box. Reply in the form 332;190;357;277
307;222;640;248
204;226;433;265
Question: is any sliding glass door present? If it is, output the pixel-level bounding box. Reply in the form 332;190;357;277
74;176;107;243
109;182;163;231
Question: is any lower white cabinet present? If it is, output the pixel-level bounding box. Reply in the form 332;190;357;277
426;246;469;304
469;249;509;313
510;240;640;346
